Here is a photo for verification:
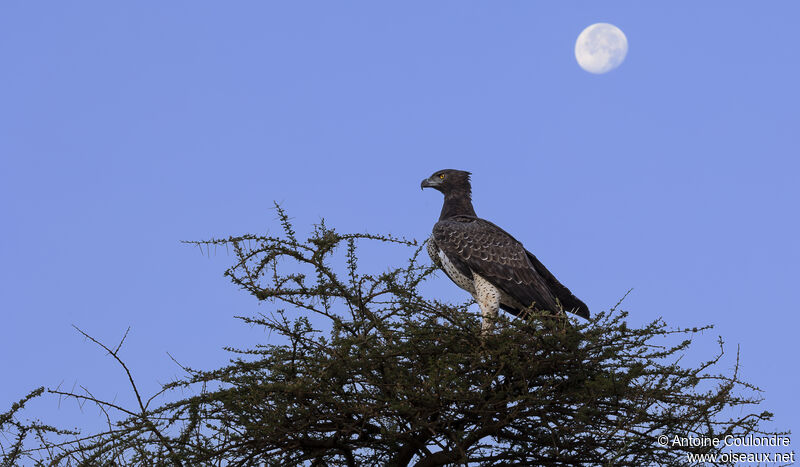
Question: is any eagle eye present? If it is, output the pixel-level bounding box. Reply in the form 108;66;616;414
438;174;445;179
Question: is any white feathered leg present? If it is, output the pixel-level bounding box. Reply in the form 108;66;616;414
473;274;500;333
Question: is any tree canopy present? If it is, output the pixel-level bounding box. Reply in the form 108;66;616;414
1;206;782;466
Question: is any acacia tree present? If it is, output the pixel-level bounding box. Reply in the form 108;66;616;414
1;206;782;465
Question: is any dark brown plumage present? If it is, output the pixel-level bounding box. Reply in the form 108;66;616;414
421;169;589;325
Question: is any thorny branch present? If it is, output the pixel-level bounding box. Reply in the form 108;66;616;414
1;207;783;466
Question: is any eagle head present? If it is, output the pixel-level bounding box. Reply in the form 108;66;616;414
420;169;472;195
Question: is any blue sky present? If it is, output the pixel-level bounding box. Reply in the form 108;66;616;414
2;2;798;443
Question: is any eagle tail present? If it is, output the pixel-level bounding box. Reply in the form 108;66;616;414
558;294;590;319
525;250;590;319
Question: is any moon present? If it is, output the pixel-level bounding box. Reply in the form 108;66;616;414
575;23;628;74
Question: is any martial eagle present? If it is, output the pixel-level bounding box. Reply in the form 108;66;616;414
421;169;590;331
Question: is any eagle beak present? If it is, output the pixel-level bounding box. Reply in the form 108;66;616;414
421;177;438;190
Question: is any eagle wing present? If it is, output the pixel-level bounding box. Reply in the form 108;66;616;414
523;249;590;318
432;215;589;318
